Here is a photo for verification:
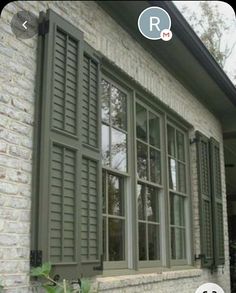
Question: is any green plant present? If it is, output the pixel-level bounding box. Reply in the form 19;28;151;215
30;263;93;293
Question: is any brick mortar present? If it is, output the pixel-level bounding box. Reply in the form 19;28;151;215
0;1;230;292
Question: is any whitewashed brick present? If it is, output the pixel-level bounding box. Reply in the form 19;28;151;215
0;234;18;246
7;169;29;184
9;145;31;160
0;94;10;104
0;116;9;128
0;155;20;169
0;167;6;179
0;142;7;153
11;98;33;114
9;121;31;136
0;129;21;145
0;182;18;194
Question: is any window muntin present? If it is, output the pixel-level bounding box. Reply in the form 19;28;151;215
101;79;128;173
167;124;188;261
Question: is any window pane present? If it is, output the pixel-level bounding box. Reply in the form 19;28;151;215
177;131;185;162
102;124;110;167
146;187;159;222
171;227;186;260
137;141;148;180
109;218;125;261
103;217;107;261
139;223;147;260
169;158;177;190
136;103;147;142
137;184;146;220
111;128;127;172
150;148;161;184
167;125;175;156
101;79;110;124
148;224;160;260
108;174;124;216
178;162;186;193
149;112;160;148
111;85;127;130
170;194;185;226
102;171;106;213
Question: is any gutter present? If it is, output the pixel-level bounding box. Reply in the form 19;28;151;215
149;1;236;107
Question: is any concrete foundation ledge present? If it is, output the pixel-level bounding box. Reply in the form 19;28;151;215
96;269;202;290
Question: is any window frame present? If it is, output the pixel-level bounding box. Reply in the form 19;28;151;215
134;96;165;268
166;119;193;266
100;63;194;272
101;74;132;270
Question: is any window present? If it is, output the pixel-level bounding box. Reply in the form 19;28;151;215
135;101;162;266
101;79;128;173
101;74;192;270
137;184;160;262
102;171;126;263
136;103;161;184
101;78;128;268
167;125;188;263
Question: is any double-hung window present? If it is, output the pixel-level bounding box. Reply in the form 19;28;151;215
136;101;162;267
101;78;129;269
100;72;192;270
167;124;189;265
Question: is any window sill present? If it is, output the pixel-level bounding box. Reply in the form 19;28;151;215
96;268;202;290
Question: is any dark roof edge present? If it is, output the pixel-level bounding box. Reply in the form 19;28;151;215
149;1;236;107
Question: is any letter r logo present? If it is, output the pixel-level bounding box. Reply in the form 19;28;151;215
150;17;160;31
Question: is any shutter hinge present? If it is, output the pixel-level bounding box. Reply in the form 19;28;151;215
30;250;42;267
194;253;206;262
190;137;198;144
93;254;103;271
38;20;49;36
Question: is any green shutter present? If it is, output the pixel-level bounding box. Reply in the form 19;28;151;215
35;9;102;279
210;138;225;266
196;131;214;267
79;44;102;276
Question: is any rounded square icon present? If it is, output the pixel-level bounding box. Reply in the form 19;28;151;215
195;282;225;293
138;6;171;40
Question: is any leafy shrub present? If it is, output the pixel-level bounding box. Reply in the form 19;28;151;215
30;263;93;293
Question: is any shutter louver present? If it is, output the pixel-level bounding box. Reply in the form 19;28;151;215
210;138;225;266
82;53;99;148
81;158;99;262
36;9;102;279
196;131;214;268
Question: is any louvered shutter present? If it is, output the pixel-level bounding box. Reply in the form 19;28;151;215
35;9;102;279
210;138;225;266
196;131;214;267
79;44;103;276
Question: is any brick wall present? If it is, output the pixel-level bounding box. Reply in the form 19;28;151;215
0;1;230;292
